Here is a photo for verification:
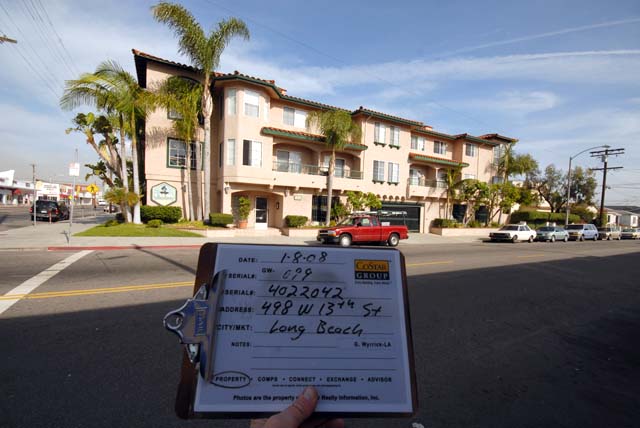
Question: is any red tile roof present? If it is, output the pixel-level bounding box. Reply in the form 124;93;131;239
353;107;425;127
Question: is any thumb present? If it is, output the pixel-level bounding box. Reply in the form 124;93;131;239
265;387;318;428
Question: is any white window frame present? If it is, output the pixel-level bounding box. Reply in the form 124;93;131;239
411;135;425;151
283;107;295;126
227;88;237;116
168;138;197;169
465;143;477;157
242;139;262;167
243;90;260;118
373;160;385;182
374;122;386;144
388;162;399;183
226;139;236;166
434;141;446;155
389;126;400;147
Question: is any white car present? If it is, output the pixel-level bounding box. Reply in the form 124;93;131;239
489;224;537;243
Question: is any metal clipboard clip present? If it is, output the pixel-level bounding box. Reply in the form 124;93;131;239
163;269;227;382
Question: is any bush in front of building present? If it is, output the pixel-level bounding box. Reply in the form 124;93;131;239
104;219;120;227
285;215;308;228
209;213;233;227
432;218;461;228
147;219;163;228
510;210;579;226
466;220;483;228
140;206;182;223
570;204;595;223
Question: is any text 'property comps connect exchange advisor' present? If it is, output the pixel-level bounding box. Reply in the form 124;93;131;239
193;244;416;415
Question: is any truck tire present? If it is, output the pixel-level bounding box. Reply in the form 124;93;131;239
387;233;400;247
339;234;352;247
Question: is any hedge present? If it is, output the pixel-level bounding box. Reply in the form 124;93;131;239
146;219;163;228
285;215;308;228
140;206;182;223
432;218;461;228
209;213;233;227
510;211;579;225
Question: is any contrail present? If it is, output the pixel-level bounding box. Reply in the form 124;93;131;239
447;17;640;56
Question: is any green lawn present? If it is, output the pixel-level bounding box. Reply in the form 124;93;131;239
75;223;203;237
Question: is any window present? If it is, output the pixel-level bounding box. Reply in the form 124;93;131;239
465;143;477;157
389;126;400;147
322;155;345;177
168;138;197;169
168;108;182;120
388;163;399;183
491;176;503;184
244;90;259;117
411;135;425;151
226;139;236;166
409;168;422;185
493;144;503;165
283;107;307;128
264;98;270;121
434;141;446;155
276;150;301;173
374;122;386;144
227;88;237;115
242;140;262;166
311;195;340;223
464;173;476;180
373;160;385;182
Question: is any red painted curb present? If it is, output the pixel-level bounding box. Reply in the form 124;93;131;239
47;245;202;251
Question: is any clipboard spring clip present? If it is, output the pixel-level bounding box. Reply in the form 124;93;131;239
163;270;226;381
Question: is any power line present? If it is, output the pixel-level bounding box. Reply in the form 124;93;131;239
590;147;625;223
33;0;79;75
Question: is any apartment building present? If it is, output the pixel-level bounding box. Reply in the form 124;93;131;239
133;50;517;232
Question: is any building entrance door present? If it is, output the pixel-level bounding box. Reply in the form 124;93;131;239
255;197;268;229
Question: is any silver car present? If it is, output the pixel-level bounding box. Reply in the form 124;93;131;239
621;228;640;239
535;226;569;242
598;225;622;240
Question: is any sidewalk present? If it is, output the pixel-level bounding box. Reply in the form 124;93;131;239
0;216;484;250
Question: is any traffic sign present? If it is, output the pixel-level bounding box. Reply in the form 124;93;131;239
87;184;99;194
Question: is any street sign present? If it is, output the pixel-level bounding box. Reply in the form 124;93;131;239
69;162;80;177
87;184;99;194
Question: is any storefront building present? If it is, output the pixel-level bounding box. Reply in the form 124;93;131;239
134;50;517;232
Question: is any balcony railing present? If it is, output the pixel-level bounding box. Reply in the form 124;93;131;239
408;177;447;188
273;161;363;179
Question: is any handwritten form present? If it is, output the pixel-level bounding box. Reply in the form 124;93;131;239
193;244;414;414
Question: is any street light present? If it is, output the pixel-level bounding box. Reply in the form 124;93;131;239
565;144;610;226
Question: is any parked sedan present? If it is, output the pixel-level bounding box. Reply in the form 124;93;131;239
598;225;622;240
489;224;537;243
535;226;569;242
566;224;598;241
29;200;69;221
621;228;640;239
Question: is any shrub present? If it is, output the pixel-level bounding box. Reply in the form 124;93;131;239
104;219;119;227
147;219;163;228
467;220;483;228
209;213;234;227
510;211;579;226
570;205;595;223
115;213;125;223
432;218;460;228
237;196;251;220
489;221;500;228
285;215;308;228
140;206;182;223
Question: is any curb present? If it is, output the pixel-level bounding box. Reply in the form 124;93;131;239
47;244;203;251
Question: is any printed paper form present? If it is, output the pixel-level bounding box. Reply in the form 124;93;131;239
194;244;414;413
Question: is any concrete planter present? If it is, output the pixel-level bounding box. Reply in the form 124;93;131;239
281;228;321;237
430;227;499;237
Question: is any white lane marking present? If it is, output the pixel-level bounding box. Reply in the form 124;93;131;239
0;250;93;316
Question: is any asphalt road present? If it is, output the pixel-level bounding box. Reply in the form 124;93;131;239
1;240;639;428
0;205;106;232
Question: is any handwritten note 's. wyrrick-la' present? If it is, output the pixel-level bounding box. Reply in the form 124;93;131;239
193;244;414;414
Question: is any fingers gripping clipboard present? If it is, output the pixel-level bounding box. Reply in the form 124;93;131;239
164;243;418;419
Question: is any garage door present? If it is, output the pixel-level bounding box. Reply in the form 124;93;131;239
380;202;422;232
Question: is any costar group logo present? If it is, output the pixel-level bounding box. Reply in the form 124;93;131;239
354;259;390;281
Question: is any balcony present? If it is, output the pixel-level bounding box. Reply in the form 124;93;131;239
407;177;447;198
272;161;363;179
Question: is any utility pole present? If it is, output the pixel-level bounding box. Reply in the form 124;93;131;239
590;147;624;225
31;164;36;227
0;35;17;44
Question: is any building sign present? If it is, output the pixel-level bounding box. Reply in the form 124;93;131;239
150;182;177;206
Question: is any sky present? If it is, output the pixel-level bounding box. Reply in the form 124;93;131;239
0;0;639;204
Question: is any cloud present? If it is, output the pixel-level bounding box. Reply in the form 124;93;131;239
462;91;561;115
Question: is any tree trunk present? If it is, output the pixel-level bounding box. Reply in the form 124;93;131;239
118;116;131;223
325;148;335;226
195;141;203;222
201;80;212;222
185;143;194;221
130;113;142;224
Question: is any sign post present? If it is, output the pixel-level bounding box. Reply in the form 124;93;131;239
68;154;79;244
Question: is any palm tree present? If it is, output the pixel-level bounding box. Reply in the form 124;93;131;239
155;76;203;221
306;110;362;226
442;166;462;220
152;2;249;220
61;61;154;224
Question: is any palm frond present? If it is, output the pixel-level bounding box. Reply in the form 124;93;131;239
151;2;206;65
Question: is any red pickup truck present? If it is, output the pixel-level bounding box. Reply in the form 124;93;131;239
316;211;409;247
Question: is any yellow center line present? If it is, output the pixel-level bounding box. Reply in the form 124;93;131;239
516;254;545;259
406;260;454;267
0;281;193;301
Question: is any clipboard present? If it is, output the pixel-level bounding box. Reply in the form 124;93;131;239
164;243;418;419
